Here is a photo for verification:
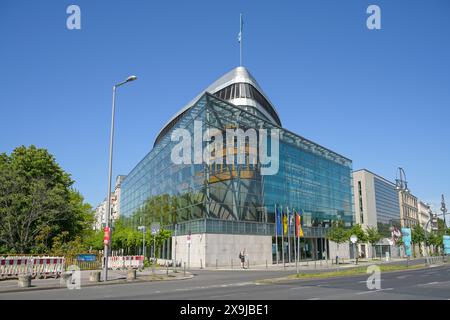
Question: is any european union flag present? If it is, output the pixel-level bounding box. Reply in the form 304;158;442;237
276;205;282;236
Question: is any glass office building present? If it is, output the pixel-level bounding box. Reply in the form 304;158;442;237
120;67;354;265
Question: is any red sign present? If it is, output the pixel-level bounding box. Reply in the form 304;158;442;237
104;226;110;245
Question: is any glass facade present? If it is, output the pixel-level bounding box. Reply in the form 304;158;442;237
374;176;401;236
120;93;354;235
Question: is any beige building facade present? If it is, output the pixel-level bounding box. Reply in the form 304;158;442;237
94;175;127;230
418;200;432;232
398;190;419;228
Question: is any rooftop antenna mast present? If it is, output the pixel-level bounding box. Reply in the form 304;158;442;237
238;13;244;66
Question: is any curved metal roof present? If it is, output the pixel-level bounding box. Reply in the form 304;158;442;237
154;66;281;147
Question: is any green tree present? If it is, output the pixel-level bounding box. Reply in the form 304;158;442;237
366;226;382;259
326;220;348;263
0;145;94;254
346;224;368;243
346;224;368;260
109;219;172;257
411;224;425;257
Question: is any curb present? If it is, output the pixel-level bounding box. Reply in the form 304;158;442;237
0;272;194;294
254;263;450;285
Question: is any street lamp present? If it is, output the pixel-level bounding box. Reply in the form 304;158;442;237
423;212;439;255
138;226;146;258
103;75;137;282
395;167;409;193
350;234;358;265
441;194;447;228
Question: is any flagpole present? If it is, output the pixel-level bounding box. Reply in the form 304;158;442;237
281;207;285;268
294;212;299;273
298;210;302;268
297;222;300;271
294;209;298;273
239;13;243;66
288;207;291;266
275;204;278;265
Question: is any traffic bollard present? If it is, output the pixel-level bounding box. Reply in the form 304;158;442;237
247;259;249;269
18;274;32;288
266;259;268;269
184;262;186;276
216;259;218;269
231;259;233;269
166;264;169;276
127;268;137;281
200;259;203;269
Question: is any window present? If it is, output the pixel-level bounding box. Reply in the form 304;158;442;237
235;83;240;98
239;83;245;98
213;82;281;125
224;86;231;100
358;181;364;224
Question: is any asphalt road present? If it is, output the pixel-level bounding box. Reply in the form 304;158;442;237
1;263;449;300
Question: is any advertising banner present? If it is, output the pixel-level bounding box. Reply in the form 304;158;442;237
443;235;450;255
401;227;412;257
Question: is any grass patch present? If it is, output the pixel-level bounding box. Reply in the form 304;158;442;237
289;263;427;280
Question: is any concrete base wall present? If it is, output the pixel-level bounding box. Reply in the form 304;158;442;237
328;241;351;259
172;233;206;268
172;233;272;268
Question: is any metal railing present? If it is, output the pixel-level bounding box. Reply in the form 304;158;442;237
166;218;329;237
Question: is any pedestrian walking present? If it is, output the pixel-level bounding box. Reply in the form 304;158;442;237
239;249;246;269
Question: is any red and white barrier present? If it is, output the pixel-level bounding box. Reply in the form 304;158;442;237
107;256;144;270
0;256;65;279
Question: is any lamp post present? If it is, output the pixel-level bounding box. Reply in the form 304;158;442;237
423;213;437;256
103;75;137;282
350;234;358;265
395;167;410;227
138;226;146;258
441;194;447;229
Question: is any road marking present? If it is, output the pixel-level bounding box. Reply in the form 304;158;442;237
209;292;248;299
290;286;311;290
307;297;320;300
234;282;253;287
358;279;385;283
356;288;393;295
417;281;450;287
396;275;411;279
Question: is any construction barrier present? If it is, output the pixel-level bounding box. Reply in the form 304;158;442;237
0;256;65;280
426;255;445;265
107;256;144;270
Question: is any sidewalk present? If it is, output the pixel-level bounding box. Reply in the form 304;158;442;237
0;268;193;294
189;257;417;271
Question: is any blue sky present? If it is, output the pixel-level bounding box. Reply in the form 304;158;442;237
1;0;449;217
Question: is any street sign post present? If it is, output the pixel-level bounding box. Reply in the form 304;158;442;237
151;223;160;235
